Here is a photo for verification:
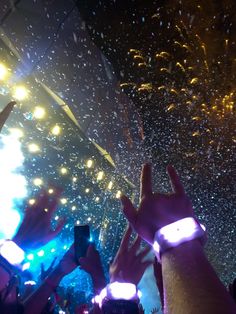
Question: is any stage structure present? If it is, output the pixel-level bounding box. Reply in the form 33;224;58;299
0;35;135;294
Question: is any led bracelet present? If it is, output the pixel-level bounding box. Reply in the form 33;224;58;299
92;282;142;308
0;239;25;267
153;217;206;261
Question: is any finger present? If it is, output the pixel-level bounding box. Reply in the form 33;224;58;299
167;165;185;195
49;217;66;239
137;245;152;261
140;163;152;198
119;224;132;252
120;195;137;226
0;101;16;131
130;235;142;255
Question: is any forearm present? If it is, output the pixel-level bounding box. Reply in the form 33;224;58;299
91;273;107;295
162;239;236;314
24;266;64;314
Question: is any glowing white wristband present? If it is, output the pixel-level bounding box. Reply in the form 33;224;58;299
0;239;25;267
153;217;206;260
92;282;142;308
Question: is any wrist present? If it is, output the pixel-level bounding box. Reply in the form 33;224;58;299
153;217;206;261
92;282;141;308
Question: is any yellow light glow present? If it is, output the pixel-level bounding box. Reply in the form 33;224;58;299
71;206;76;211
97;171;104;181
44;208;48;213
86;159;93;168
116;191;122;199
85;188;90;193
9;128;24;139
33;106;46;119
51;125;61;136
0;64;8;80
33;178;43;186
13;86;29;101
60;167;68;175
72;177;78;182
95;196;100;202
28;143;40;153
108;181;113;190
60;198;67;205
48;188;54;194
28;199;36;205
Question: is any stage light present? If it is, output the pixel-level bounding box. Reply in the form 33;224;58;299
63;245;67;250
33;106;46;119
28;199;36;205
60;198;67;204
33;178;43;186
48;188;54;194
108;181;113;190
28;143;40;153
72;177;77;182
86;159;93;168
22;262;31;271
71;205;76;211
87;217;91;222
76;220;80;225
55;215;59;220
51;248;56;253
51;125;61;135
95;196;100;202
85;188;90;193
116;191;122;199
60;167;68;175
97;171;104;181
0;63;8;80
13;86;29;101
9;128;24;139
44;208;48;212
27;253;34;261
37;250;44;257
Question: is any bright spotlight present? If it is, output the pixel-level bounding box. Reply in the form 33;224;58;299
27;253;34;261
33;178;43;186
9;128;24;139
13;86;29;101
116;191;122;199
37;250;44;257
51;125;61;136
33;106;46;119
85;188;90;193
60;167;68;175
0;64;8;80
86;159;93;168
28;143;40;153
60;198;67;205
97;171;104;181
108;181;113;190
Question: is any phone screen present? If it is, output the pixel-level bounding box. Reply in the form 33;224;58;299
74;225;90;264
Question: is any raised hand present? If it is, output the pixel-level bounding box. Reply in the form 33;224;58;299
56;244;78;276
120;164;194;244
13;188;65;250
40;257;57;281
109;225;152;285
79;244;106;293
0;101;16;132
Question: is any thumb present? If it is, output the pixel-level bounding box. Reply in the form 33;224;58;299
120;195;137;226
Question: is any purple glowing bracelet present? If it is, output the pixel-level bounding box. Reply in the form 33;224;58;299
92;282;142;308
153;217;206;261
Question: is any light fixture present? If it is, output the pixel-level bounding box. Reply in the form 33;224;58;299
108;181;113;190
33;106;46;119
0;63;8;80
28;143;40;153
60;198;67;205
97;171;104;181
60;167;68;175
48;188;54;194
9;128;24;139
13;86;29;101
33;178;43;186
71;206;76;211
72;177;78;182
115;191;122;199
28;199;36;205
51;125;61;136
95;196;100;202
85;188;90;193
86;159;93;168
